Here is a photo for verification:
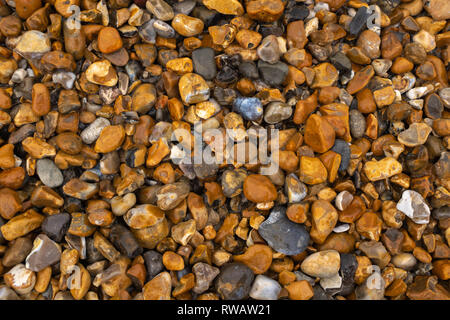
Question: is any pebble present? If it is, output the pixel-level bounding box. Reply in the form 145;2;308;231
264;102;293;124
396;190;431;224
142;271;171;300
243;174;277;203
192;262;220;294
349;109;366;139
179;73;210;104
363;157;402;181
257;60;289;86
25;234;61;272
143;250;164;280
249;275;281;300
398;123;432;147
304;114;335;153
258;206;310;255
215;263;254;300
284;173;307;203
98;27;123;54
191;48;217;81
2;237;32;268
286;280;314;300
299;156;328;185
310;200;338;244
331;140;350;172
36;159;64;188
14;31;51;59
4;263;36;295
233;244;272;274
172;14;204;37
41;212;71;242
301;250;341;278
233;97;263;121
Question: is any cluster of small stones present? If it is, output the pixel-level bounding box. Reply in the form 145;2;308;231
0;0;448;301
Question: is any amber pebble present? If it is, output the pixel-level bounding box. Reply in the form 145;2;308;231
285;280;314;300
94;125;125;153
162;251;185;271
247;0;285;23
299;156;328;185
233;244;272;274
286;203;308;224
310;200;338;244
172;14;204;37
346;66;374;95
304;114;335;153
243;174;277;203
16;0;42;19
97;27;123;54
0;188;22;219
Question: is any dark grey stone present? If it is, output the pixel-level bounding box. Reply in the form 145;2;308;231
192;47;217;80
258;206;310;255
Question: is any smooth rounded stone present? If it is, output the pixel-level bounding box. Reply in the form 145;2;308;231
143;250;164;280
349;109;366;139
301;250;341;278
2;237;32;267
392;253;417;270
264;102;293;124
80;117;110;145
257;35;281;64
331;140;350;172
355;271;385;300
111;193;136;216
14;31;51;59
257;60;289;86
215;263;254;300
192;262;220;294
0;285;20;300
109;224;142;259
153;20;175;38
339;253;358;296
25;234;61;272
396;190;431;224
258;206;310;255
156;181;190;210
239;61;259;79
36;159;64;188
41;213;71;242
233;97;263;121
320;273;342;291
285;173;307;203
249;275;282;300
192;48;217;81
